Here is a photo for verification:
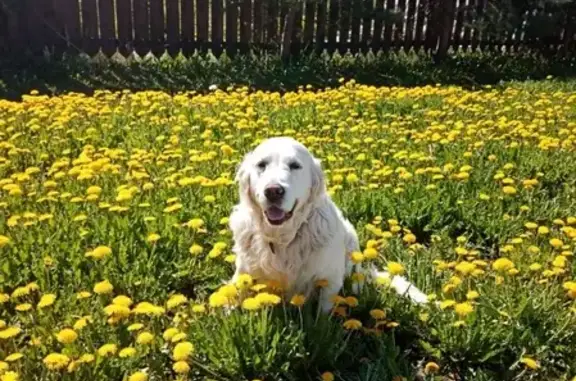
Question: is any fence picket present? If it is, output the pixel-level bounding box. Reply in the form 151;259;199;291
166;0;180;54
3;0;573;59
99;0;116;54
181;0;195;54
149;0;165;54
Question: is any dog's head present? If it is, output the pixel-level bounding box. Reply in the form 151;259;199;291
235;137;325;227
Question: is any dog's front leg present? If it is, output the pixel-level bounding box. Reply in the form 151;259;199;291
318;276;344;314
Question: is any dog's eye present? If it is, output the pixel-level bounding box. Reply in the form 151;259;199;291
257;161;268;170
289;162;302;170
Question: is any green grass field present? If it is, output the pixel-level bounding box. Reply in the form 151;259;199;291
0;80;575;381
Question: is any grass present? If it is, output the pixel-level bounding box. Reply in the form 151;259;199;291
0;79;575;381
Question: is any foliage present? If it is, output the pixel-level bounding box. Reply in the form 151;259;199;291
1;49;576;100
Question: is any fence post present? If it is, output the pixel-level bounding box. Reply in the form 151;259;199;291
436;0;456;60
281;1;298;60
563;5;576;56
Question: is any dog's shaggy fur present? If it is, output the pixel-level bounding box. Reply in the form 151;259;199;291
228;137;429;312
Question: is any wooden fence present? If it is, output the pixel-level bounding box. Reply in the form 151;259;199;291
0;0;574;58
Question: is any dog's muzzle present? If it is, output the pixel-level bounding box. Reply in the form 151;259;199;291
264;201;298;225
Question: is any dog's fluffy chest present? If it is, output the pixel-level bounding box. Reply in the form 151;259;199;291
230;199;348;299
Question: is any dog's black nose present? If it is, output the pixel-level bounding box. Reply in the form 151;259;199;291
264;184;285;202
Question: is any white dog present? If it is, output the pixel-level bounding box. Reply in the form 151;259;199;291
228;137;429;313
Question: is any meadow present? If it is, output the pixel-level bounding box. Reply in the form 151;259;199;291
0;80;575;381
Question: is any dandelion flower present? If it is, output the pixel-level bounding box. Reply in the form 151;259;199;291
363;247;378;259
386;261;405;276
208;293;228;308
466;290;480;300
290;294;306;307
0;235;10;248
127;323;144;332
93;280;114;295
4;353;23;362
112;295;133;307
191;304;206;313
56;329;78;344
255;292;281;306
186;218;204;229
37;293;56;308
1;371;18;381
403;233;416;244
549;238;563;249
172;361;190;374
15;303;32;312
454;302;474;317
166;294;187;309
321;372;335;381
369;309;386;320
97;343;117;357
128;371;148;381
146;233;161;243
119;347;137;358
424;362;440;374
132;302;165;316
492;258;514;272
235;274;254;290
342;319;362;330
43;353;70;370
136;331;154;345
520;357;540;370
0;327;21;340
189;244;203;255
173;341;194;361
163;327;180;341
241;297;261;311
88;245;112;259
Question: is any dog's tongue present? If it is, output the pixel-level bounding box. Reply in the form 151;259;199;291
266;206;286;221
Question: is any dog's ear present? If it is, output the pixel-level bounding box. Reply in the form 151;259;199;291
235;152;252;198
310;156;326;202
235;151;260;211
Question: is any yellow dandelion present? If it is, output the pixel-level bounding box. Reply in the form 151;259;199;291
166;294;188;309
369;309;386;320
88;245;112;259
172;361;190;374
43;353;70;370
342;319;362;330
119;347;137;358
4;353;23;362
0;235;11;248
56;328;78;344
136;331;154;345
128;371;148;381
97;343;117;357
93;280;114;295
424;362;440;374
37;293;56;308
290;294;306;307
492;258;514;272
520;357;540;370
386;261;405;276
173;341;195;361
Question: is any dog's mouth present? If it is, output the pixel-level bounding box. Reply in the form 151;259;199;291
264;201;297;226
